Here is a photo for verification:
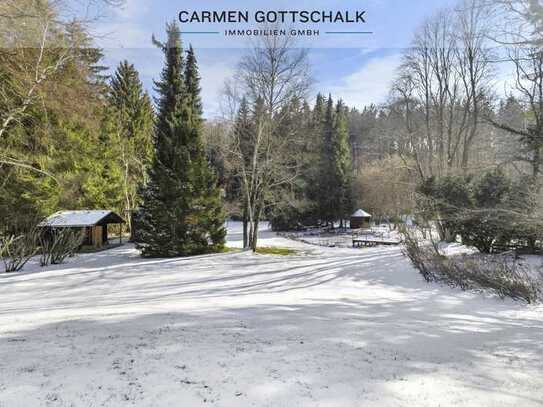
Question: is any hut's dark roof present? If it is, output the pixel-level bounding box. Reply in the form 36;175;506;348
39;210;125;227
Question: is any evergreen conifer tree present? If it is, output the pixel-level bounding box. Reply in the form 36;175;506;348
317;95;336;225
107;60;154;228
109;61;154;151
182;41;226;252
312;93;326;125
331;100;353;225
233;97;252;247
304;93;326;218
137;22;225;257
315;97;353;226
184;45;203;119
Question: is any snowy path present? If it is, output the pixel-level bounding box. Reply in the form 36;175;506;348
0;223;542;406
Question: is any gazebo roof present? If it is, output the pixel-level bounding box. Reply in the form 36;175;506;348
351;209;372;218
39;210;125;227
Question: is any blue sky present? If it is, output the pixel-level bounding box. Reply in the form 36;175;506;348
89;0;459;117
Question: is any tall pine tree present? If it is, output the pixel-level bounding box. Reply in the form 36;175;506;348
331;100;353;225
109;60;154;151
137;22;225;257
184;45;203;119
317;95;336;225
232;97;252;247
107;60;154;230
315;96;353;226
306;93;326;217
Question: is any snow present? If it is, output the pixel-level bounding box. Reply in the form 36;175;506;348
351;208;372;218
39;210;118;227
1;222;543;406
283;225;402;248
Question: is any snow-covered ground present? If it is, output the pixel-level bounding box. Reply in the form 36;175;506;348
282;225;403;248
1;222;542;406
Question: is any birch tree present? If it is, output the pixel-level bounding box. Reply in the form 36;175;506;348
0;0;123;176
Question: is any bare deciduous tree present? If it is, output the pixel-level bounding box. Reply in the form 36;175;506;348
224;34;312;251
488;46;543;187
0;0;123;178
485;0;543;189
353;155;417;226
237;33;312;115
391;0;493;179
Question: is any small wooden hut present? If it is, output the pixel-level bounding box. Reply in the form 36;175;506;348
39;210;125;249
350;209;372;229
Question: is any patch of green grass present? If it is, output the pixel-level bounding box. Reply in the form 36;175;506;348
221;246;241;253
255;246;297;256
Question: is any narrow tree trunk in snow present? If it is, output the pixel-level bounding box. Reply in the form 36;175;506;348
242;205;248;249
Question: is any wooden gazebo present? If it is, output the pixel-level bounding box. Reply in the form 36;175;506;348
350;209;372;229
39;210;125;249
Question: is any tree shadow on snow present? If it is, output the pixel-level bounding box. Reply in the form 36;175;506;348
1;301;543;406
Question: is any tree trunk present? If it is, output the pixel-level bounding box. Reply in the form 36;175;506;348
242;205;248;249
250;220;259;252
533;144;541;191
435;220;452;242
250;202;263;252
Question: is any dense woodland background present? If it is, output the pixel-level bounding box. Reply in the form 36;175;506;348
1;0;542;254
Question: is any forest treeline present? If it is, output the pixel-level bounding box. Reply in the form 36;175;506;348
206;0;543;252
0;0;153;232
1;0;543;255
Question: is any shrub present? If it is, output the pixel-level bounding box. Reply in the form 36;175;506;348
417;169;542;253
459;170;512;253
457;208;509;253
402;228;440;283
417;175;472;242
403;228;543;303
0;231;39;273
269;200;318;231
39;228;85;266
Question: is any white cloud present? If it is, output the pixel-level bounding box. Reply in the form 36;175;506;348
199;58;237;118
324;53;402;108
113;0;151;19
94;22;152;48
92;0;154;49
492;58;518;99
